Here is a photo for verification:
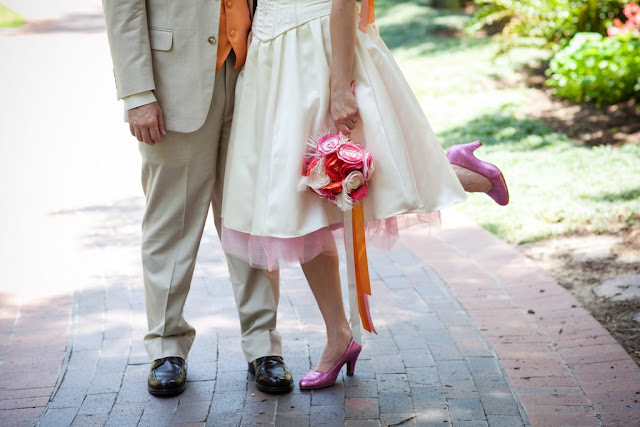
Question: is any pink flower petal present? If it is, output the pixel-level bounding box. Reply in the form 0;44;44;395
316;134;342;154
351;184;368;201
337;143;366;164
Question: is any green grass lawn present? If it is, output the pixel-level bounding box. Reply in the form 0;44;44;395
0;4;26;28
376;0;640;244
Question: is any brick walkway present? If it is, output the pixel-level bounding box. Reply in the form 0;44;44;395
0;197;638;427
1;4;639;426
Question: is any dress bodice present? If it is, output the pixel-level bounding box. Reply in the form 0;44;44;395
252;0;332;41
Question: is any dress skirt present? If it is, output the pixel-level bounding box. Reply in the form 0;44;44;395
221;0;467;270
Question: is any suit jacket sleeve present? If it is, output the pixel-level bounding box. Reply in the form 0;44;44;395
102;0;155;100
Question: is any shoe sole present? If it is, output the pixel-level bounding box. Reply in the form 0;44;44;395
147;383;187;397
299;383;333;391
255;381;294;394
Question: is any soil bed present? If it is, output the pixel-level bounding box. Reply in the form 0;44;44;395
510;61;640;147
521;226;640;365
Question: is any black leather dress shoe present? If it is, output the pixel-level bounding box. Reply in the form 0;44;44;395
148;357;187;396
248;356;293;394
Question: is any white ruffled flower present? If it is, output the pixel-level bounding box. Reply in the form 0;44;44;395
305;157;331;189
335;191;354;211
342;171;365;193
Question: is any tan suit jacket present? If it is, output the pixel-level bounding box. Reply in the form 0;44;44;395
103;0;254;133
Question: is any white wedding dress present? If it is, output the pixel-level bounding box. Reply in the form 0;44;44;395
221;0;467;270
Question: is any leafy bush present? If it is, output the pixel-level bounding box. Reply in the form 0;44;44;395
467;0;627;52
546;32;640;105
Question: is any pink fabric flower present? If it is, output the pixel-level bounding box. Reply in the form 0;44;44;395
363;152;374;180
337;142;366;164
351;184;368;201
316;134;342;154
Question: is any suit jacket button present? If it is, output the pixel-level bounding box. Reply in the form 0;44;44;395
208;36;217;44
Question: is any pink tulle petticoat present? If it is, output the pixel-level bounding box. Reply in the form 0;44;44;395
221;212;441;271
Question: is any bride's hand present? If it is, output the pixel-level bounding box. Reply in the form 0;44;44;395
330;84;358;136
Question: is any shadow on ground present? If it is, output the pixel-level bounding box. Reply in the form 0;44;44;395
438;106;572;151
376;0;481;54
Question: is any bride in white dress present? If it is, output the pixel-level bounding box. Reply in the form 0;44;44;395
221;0;509;389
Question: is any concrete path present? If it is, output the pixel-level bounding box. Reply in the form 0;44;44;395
1;4;639;427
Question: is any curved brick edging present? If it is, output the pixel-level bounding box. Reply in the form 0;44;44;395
402;212;640;427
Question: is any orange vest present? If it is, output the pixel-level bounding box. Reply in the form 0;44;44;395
216;0;251;72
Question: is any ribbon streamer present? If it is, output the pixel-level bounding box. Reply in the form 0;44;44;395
352;203;376;334
359;0;375;32
344;203;377;340
344;209;362;345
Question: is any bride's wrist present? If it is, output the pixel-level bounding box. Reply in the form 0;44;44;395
330;82;352;95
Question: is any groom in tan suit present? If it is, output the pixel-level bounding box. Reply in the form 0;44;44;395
102;0;293;395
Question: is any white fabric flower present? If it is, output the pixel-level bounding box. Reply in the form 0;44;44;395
335;191;353;211
342;171;365;193
306;157;331;189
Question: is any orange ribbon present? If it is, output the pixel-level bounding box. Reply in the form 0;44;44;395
352;203;377;334
359;0;375;32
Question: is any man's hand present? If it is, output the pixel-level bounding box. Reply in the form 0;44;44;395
128;102;166;145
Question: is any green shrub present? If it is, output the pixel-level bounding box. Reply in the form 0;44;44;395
546;32;640;105
467;0;627;53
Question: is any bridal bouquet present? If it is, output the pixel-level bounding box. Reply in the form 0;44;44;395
298;131;377;334
298;133;374;211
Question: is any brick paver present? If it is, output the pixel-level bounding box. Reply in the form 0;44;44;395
3;195;638;426
2;6;640;427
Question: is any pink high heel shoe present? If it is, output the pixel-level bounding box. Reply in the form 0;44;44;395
299;339;362;390
446;140;509;206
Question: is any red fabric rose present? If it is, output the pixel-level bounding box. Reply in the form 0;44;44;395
325;153;347;182
322;180;344;195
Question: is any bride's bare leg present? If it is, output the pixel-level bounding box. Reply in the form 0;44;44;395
453;164;493;193
300;243;352;373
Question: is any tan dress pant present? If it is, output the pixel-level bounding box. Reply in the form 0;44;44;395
138;56;282;363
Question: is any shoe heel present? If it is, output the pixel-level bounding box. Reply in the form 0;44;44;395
463;140;482;156
446;140;482;163
346;358;357;376
469;140;482;150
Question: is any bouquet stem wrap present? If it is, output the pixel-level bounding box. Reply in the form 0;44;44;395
344;203;377;344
